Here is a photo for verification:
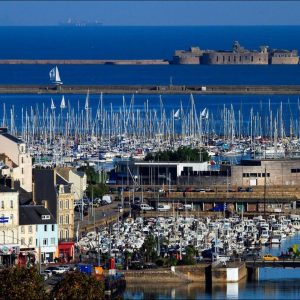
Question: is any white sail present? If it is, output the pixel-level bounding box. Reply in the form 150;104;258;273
174;109;180;119
85;90;90;110
60;95;66;109
49;66;63;85
201;108;208;119
50;98;56;110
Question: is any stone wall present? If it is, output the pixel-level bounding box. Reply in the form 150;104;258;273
201;52;268;65
271;56;299;64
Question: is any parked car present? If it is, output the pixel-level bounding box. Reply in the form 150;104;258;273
263;254;279;261
139;203;154;211
157;204;171;211
237;187;246;192
45;266;65;275
246;187;253;192
43;269;53;277
40;272;49;280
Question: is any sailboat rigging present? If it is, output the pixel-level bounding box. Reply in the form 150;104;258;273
49;66;63;85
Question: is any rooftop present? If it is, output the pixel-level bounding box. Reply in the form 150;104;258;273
19;205;56;225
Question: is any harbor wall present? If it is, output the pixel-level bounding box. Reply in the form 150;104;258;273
211;262;247;283
121;265;209;283
2;84;300;95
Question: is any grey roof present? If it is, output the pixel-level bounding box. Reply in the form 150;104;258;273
1;132;23;144
0;185;17;193
19;205;56;225
33;169;57;219
56;173;69;185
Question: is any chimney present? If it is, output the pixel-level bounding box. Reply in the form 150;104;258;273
42;200;48;209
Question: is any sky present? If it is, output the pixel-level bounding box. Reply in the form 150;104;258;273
0;1;300;26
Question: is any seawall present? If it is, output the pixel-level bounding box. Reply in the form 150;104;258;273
0;59;169;65
1;84;300;95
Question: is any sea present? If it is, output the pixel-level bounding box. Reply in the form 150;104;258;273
2;26;300;299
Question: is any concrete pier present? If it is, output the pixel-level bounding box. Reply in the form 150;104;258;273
211;261;247;283
1;84;300;95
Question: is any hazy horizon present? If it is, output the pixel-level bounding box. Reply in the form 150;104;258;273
0;1;300;26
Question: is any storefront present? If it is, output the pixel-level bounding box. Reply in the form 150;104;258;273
0;244;19;266
58;242;74;262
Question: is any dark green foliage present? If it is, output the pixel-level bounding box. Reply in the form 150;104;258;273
86;182;109;198
0;266;48;300
178;245;197;265
141;235;159;262
78;164;99;184
51;271;105;300
144;146;210;162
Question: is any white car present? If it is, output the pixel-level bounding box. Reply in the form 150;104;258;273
139;204;154;211
157;204;171;211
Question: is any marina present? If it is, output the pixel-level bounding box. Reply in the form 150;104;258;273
1;21;300;299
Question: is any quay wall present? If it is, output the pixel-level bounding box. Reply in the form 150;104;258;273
271;56;299;64
120;264;209;283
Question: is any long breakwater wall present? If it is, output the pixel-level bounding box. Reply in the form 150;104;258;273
1;84;300;95
0;59;169;65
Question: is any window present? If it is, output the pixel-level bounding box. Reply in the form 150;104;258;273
41;215;50;220
43;238;48;246
21;238;25;245
51;238;55;245
250;173;257;177
1;201;4;209
251;56;254;62
29;225;32;233
65;215;69;225
59;215;63;224
65;230;69;239
21;226;25;234
21;168;24;175
10;215;13;224
44;225;47;232
65;200;69;209
10;200;13;209
21;157;24;164
60;230;63;239
29;237;32;245
52;224;55;231
59;201;63;209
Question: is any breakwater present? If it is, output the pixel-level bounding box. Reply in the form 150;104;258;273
1;84;300;95
0;59;169;65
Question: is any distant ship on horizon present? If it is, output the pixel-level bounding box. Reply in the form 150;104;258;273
58;18;103;27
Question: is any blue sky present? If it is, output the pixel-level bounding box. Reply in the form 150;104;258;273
0;1;299;26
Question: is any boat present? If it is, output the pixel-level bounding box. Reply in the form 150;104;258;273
49;66;63;85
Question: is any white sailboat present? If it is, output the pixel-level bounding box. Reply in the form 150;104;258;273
174;109;180;120
49;66;63;85
50;98;56;110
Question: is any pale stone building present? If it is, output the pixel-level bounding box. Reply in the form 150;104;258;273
0;187;19;265
0;128;32;193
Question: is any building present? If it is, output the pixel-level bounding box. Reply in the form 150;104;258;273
56;167;87;200
230;158;300;187
0;187;19;266
115;160;209;185
0;128;32;193
19;205;58;264
33;168;75;260
172;41;299;65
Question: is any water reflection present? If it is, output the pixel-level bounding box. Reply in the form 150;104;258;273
123;234;300;299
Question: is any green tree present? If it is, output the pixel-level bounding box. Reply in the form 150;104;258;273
179;245;197;265
141;235;159;262
0;266;48;300
144;146;210;162
51;271;105;300
78;164;99;184
86;183;109;199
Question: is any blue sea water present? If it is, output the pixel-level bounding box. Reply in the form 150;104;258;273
0;26;300;85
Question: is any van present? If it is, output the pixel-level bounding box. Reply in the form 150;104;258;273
102;195;112;204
